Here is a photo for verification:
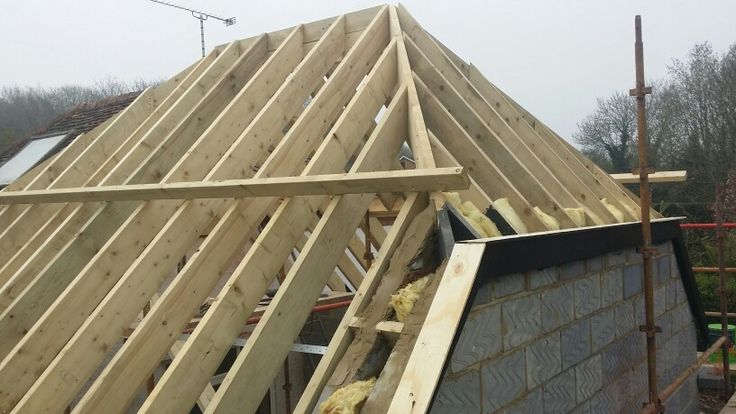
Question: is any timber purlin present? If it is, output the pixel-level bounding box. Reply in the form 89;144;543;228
0;4;701;414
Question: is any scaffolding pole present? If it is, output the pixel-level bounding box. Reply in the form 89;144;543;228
716;184;732;398
629;14;661;412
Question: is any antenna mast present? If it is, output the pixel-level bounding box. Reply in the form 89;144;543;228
148;0;236;57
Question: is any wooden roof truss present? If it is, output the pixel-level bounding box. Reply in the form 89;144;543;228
0;4;650;413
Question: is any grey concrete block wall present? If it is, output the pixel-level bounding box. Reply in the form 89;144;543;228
431;241;699;414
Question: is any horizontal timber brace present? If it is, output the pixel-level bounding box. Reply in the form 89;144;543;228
610;170;686;184
0;167;468;204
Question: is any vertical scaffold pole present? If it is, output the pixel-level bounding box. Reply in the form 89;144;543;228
716;184;732;398
629;15;660;412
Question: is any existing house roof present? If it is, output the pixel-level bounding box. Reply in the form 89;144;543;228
0;4;664;413
0;91;140;187
42;91;141;136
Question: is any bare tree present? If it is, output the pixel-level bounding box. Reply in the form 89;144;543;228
573;92;636;173
0;78;160;151
575;42;736;222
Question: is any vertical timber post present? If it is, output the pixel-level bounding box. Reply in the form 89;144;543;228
717;184;732;398
363;212;374;268
283;358;292;413
629;15;661;412
143;301;155;394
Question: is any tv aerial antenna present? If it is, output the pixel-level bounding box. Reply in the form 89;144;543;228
148;0;236;57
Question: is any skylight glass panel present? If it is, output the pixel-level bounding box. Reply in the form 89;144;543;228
0;134;66;185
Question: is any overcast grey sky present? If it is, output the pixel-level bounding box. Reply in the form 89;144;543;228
1;1;734;142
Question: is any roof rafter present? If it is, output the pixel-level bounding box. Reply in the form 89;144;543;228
0;4;658;413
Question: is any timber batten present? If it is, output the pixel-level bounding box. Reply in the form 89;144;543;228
0;4;663;414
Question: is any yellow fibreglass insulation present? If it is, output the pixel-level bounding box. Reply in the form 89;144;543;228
390;275;431;322
442;192;500;238
492;198;528;234
460;201;501;238
564;207;586;227
533;207;560;231
443;192;462;210
319;378;377;414
601;198;624;222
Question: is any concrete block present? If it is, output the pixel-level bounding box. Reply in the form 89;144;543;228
623;263;643;298
600;267;623;307
451;305;502;372
574;274;601;318
587;255;605;273
528;267;558;290
666;279;677;310
630;362;648;400
656;311;672;346
683;304;694;325
697;365;723;392
658;241;673;254
570;401;591;414
614;300;635;337
681;324;697;356
675;279;687;305
656;255;671;286
562;318;592;369
655;285;666;317
656;344;668;383
623;331;646;366
633;294;645;326
670;253;680;280
498;387;543;414
591;308;615;352
662;339;678;385
575;354;602;403
525;332;562;388
620;398;645;414
502;295;541;349
590;381;624;414
606;358;638;397
543;370;576;413
471;281;492;308
590;388;619;414
606;250;625;267
673;303;685;332
560;260;586;281
493;273;524;299
672;302;688;332
667;373;697;413
541;283;574;332
601;339;626;382
670;330;689;374
481;349;526;412
625;247;642;264
431;369;481;414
